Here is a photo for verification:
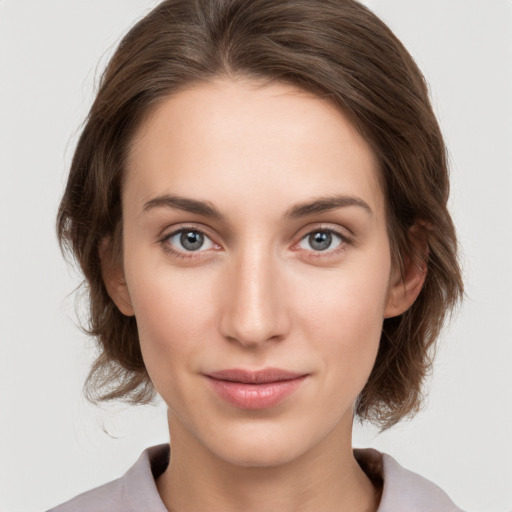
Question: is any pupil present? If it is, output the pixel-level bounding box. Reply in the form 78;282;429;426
180;231;204;251
310;231;331;251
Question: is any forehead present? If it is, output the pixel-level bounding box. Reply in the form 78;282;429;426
124;78;384;218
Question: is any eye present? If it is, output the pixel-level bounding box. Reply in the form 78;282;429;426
297;229;345;252
164;229;216;253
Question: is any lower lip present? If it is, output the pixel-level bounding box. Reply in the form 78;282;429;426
206;376;307;409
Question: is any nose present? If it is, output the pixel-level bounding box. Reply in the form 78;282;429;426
219;247;291;348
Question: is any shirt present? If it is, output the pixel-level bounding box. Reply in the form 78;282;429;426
48;444;464;511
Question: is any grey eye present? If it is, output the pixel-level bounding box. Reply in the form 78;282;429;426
180;231;204;251
298;230;343;252
309;231;332;251
167;229;214;252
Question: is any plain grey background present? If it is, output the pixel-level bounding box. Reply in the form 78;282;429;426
0;1;511;511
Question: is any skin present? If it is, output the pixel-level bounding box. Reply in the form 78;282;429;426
103;78;425;512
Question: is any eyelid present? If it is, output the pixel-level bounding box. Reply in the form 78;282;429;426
160;222;216;241
159;224;221;257
158;222;352;259
291;225;352;255
168;229;215;250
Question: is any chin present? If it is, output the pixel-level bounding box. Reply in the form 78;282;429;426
201;419;329;469
214;438;306;468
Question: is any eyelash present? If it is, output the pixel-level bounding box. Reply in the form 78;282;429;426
294;228;350;258
159;226;351;260
159;226;218;261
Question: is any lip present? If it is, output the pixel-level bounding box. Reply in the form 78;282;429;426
205;368;308;409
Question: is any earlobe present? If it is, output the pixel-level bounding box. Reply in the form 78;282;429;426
98;236;135;317
384;224;428;319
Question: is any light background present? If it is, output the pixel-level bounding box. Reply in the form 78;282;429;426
0;1;511;511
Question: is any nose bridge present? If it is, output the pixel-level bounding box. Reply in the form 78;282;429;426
220;240;288;347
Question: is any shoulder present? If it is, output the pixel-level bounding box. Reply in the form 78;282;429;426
354;448;464;512
47;477;125;512
47;445;170;512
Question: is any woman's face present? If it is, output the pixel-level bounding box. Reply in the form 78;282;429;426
113;78;404;467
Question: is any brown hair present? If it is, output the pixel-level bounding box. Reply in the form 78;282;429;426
57;0;463;429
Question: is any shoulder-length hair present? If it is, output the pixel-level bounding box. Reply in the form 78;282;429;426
58;0;463;429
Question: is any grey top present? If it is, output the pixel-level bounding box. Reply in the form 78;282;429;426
48;444;464;511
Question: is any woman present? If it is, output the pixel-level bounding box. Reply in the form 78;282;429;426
50;0;464;510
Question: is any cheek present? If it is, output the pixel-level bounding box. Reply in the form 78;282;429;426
293;257;391;384
312;287;385;360
296;255;391;335
123;256;218;386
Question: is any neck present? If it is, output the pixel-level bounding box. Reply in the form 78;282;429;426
156;414;381;512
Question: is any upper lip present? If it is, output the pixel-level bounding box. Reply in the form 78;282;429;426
205;368;307;384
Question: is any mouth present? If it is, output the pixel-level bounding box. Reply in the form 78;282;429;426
204;368;308;409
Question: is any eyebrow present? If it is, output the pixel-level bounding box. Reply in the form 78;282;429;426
285;195;372;219
142;194;372;219
143;195;222;218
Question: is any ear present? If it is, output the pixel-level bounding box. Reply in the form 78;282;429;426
384;223;428;319
98;236;135;317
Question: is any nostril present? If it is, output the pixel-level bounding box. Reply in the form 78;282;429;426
220;301;290;348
